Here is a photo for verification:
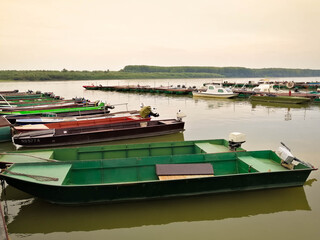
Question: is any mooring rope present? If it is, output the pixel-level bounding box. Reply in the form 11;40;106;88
3;169;59;182
0;152;58;162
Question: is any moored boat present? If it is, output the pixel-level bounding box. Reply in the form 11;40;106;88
192;85;238;98
0;116;11;142
0;147;316;205
12;118;185;148
0;102;106;115
249;95;311;104
13;114;150;132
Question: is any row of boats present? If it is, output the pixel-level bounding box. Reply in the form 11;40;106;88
0;89;317;205
0;90;185;147
84;82;320;104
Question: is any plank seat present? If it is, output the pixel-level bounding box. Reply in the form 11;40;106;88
156;163;214;180
238;156;289;172
195;142;229;153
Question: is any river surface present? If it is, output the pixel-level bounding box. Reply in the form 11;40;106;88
1;77;320;240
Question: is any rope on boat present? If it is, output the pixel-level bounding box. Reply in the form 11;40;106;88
0;153;59;162
3;169;59;182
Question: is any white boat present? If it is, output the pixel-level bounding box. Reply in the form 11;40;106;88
252;83;281;93
192;85;238;98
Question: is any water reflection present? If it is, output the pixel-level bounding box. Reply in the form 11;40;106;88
2;184;313;234
250;101;310;109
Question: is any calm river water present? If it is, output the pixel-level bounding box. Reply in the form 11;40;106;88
1;78;320;240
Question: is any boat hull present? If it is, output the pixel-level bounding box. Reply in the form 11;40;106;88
13;119;185;148
250;95;311;104
1;162;313;205
192;92;238;98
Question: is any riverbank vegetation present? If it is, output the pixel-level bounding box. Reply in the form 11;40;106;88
0;66;319;81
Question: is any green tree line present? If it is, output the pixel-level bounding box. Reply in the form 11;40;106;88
122;65;320;77
0;66;319;81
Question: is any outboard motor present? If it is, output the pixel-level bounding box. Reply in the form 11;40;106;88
277;142;314;169
150;108;159;117
228;132;246;151
105;104;115;110
176;110;186;122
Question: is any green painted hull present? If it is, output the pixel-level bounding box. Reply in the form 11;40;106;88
0;139;243;165
0;104;105;115
0;126;11;142
0;100;73;107
0;150;315;205
250;95;311;104
1;94;44;100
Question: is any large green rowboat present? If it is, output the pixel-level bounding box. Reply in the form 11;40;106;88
0;150;315;205
0;139;244;165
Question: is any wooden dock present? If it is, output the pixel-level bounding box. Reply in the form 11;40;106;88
83;85;194;95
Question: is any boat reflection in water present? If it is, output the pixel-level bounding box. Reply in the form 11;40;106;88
1;181;313;234
250;101;311;121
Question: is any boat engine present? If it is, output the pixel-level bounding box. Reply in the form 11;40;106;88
277;142;314;169
228;132;246;151
176;110;186;121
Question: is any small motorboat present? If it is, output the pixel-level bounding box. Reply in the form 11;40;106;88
192;85;238;98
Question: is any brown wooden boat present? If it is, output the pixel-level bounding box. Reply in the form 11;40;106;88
14;114;150;132
13;119;185;148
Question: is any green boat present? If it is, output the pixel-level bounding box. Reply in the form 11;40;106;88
1;93;44;100
0;116;11;142
249;95;311;104
0;150;316;205
0;138;245;166
0;102;105;115
0;99;75;107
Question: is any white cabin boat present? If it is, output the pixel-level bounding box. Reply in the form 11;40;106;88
192;85;238;98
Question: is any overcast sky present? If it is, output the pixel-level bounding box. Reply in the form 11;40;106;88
1;0;319;71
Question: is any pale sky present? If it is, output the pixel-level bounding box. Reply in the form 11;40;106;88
1;0;320;71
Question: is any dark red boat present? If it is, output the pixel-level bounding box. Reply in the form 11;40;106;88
13;119;185;148
14;114;150;132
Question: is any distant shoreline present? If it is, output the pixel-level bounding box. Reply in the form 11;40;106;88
1;65;320;81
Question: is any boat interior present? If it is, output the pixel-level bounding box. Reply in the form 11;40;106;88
3;150;308;186
0;139;242;164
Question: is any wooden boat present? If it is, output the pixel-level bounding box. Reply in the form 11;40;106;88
192;85;238;98
250;95;311;104
0;149;315;205
1;93;44;100
0;99;76;107
12;119;185;148
0;102;94;111
4;109;114;124
0;102;106;115
14;114;149;132
0;138;245;165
